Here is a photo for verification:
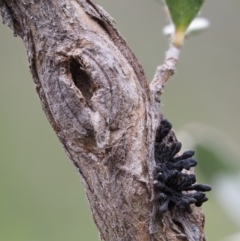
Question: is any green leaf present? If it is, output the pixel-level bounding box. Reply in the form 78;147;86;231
165;0;204;31
165;0;204;46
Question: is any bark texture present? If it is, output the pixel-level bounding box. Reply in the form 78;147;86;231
0;1;207;240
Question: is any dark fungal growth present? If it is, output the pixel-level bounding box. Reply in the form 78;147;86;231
154;119;211;213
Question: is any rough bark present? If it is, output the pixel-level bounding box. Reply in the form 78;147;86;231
0;0;207;240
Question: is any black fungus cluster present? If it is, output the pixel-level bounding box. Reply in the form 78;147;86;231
154;119;211;213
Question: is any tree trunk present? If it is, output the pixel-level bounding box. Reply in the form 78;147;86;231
0;0;207;240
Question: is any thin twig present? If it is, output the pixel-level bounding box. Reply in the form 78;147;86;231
150;44;181;102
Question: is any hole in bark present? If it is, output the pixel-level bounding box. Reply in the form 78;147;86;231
70;58;93;106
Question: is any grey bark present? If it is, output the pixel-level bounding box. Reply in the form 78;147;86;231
0;0;207;240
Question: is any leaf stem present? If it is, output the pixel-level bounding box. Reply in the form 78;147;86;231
172;30;185;48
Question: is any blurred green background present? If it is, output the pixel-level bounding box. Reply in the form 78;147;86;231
0;1;239;240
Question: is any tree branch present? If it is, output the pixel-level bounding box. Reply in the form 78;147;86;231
150;44;180;102
0;1;207;240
